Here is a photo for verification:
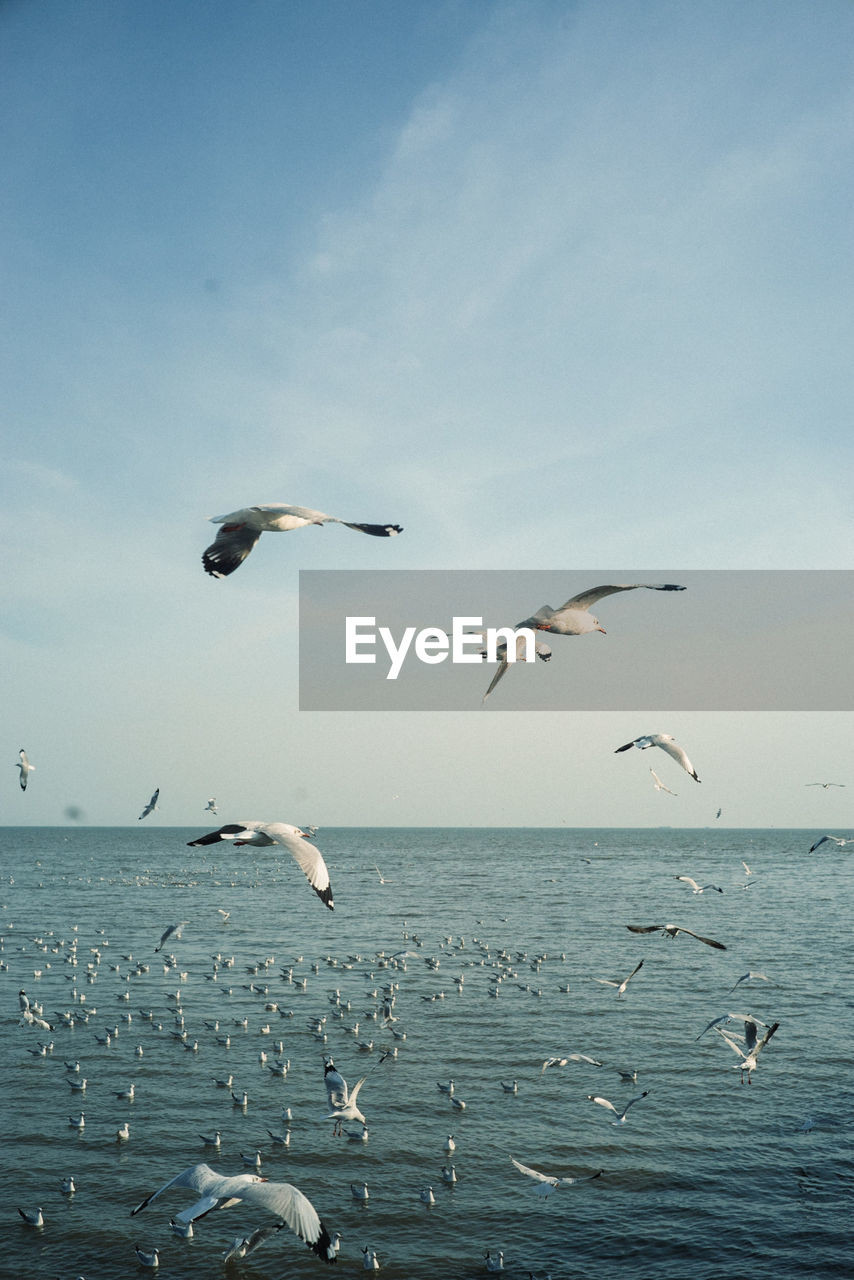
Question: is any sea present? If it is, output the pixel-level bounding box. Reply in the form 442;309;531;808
1;826;851;1280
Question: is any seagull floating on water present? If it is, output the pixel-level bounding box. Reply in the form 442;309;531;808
138;789;159;821
479;582;686;700
134;1245;160;1268
615;733;700;782
201;503;403;577
510;1157;603;1198
131;1162;336;1260
188;822;333;909
18;1206;44;1226
626;923;726;950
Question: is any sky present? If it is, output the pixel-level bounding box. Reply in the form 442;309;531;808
3;0;853;829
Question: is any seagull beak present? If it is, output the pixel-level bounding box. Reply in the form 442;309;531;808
596;626;606;634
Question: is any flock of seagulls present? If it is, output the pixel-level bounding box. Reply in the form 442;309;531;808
7;506;846;1274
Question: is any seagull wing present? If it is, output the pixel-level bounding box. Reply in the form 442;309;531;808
202;523;263;577
482;654;511;702
676;876;702;891
131;1163;250;1217
260;826;334;909
673;927;727;950
555;583;686;613
588;1095;618;1114
187;822;262;847
655;737;700;781
239;1180;334;1261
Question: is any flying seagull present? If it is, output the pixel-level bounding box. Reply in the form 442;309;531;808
541;1053;602;1072
16;749;34;791
509;1157;603;1198
650;769;677;795
187;822;333;909
587;1091;649;1124
808;834;854;853
727;971;773;995
223;1222;286;1263
130;1162;336;1262
614;733;700;782
155;921;189;954
805;782;845;789
138;789;159;821
716;1019;780;1084
322;1054;383;1136
626;924;726;950
201;503;403;578
478;582;686;700
674;876;723;895
593;959;644;998
205;798;218;814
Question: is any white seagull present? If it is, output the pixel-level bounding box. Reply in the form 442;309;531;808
16;749;35;791
510;1157;603;1198
650;768;677;795
187;822;333;909
716;1019;780;1083
130;1162;336;1261
808;834;854;853
594;959;643;998
615;733;700;782
138;789;160;821
805;781;845;788
626;923;726;950
541;1053;602;1072
479;582;686;700
223;1222;286;1262
323;1054;386;1135
18;1206;44;1226
674;876;723;895
201;503;403;578
205;798;218;814
587;1091;649;1124
728;971;773;995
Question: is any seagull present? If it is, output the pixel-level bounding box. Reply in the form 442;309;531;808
117;1122;130;1141
350;1182;369;1201
17;1206;44;1226
626;924;726;950
484;1252;505;1272
323;1057;372;1135
16;749;34;791
138;789;159;821
134;1245;159;1268
615;734;700;782
587;1091;649;1124
650;768;677;795
716;1019;780;1083
131;1162;336;1259
205;798;218;814
155;921;189;953
479;582;686;700
510;1157;603;1198
809;834;854;853
61;1177;76;1195
170;1217;194;1237
728;971;773;995
201;503;403;577
223;1222;286;1262
362;1247;380;1270
188;823;333;909
541;1053;602;1072
696;1012;768;1042
419;1186;436;1205
594;959;643;998
200;1131;222;1147
674;876;723;895
805;782;845;788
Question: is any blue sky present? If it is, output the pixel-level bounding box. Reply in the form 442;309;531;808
3;0;853;828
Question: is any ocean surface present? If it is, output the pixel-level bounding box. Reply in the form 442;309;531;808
1;826;851;1280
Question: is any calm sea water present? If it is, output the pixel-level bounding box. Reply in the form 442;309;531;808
1;826;851;1280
